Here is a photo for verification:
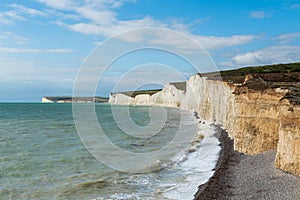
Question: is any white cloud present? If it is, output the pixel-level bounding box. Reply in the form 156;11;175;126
0;46;75;53
0;4;48;24
0;32;31;45
35;0;256;52
220;45;300;67
231;52;263;65
9;4;47;17
192;34;256;50
35;0;76;10
276;32;300;44
115;29;256;51
75;6;117;25
38;0;167;36
87;28;256;55
250;11;268;19
0;10;26;24
64;17;166;37
36;0;135;11
88;29;256;64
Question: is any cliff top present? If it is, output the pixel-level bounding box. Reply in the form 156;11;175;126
206;62;300;81
110;62;300;104
114;89;162;98
203;62;300;104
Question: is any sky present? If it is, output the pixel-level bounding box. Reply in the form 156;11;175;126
1;0;300;101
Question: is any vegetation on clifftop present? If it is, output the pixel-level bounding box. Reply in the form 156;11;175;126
219;62;300;76
202;62;300;84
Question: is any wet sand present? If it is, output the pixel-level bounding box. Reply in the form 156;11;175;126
195;130;300;200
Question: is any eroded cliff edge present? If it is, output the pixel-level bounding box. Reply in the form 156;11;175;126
109;73;300;176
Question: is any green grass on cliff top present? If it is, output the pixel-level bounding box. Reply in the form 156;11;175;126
219;62;300;76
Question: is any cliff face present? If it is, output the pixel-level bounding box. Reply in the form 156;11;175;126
42;97;54;103
150;84;185;107
232;90;286;155
276;105;300;176
109;93;134;105
109;74;300;176
180;75;236;127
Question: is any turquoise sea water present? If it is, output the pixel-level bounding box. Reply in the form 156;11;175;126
0;103;220;200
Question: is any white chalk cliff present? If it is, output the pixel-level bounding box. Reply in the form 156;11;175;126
109;74;300;176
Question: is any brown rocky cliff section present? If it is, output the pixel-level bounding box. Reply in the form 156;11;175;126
228;74;300;176
231;90;287;155
275;104;300;176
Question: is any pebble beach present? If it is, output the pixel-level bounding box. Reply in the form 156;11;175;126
195;131;300;200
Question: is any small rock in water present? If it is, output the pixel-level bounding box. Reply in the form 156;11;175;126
131;143;144;147
189;147;196;152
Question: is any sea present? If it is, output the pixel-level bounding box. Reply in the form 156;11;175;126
0;103;220;200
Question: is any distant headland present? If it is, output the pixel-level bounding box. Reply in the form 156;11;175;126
42;96;109;103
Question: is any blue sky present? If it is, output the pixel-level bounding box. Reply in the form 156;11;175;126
1;0;300;101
